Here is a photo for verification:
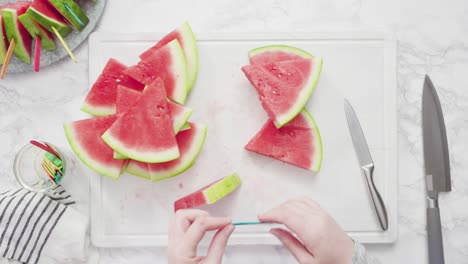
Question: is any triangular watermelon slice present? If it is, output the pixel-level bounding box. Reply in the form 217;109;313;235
81;58;145;116
124;39;188;105
0;8;9;64
113;85;192;160
2;2;32;64
241;57;322;128
140;22;198;91
249;45;313;65
148;122;207;181
64;115;126;179
245;109;322;171
101;78;180;163
174;173;242;211
18;13;56;50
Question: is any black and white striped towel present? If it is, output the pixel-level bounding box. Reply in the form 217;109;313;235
0;186;87;264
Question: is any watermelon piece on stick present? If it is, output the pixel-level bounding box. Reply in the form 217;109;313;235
19;13;56;50
27;0;72;37
124;39;188;105
0;9;9;64
245;109;323;172
46;0;89;31
140;22;198;91
2;2;32;64
174;173;242;211
64;115;127;179
101;78;180;163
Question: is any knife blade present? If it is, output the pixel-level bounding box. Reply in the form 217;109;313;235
422;75;451;264
344;99;388;231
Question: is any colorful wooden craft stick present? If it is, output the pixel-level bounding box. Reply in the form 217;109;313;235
34;37;41;72
1;38;15;79
51;26;77;63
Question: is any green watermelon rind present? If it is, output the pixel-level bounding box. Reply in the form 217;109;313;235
301;108;323;172
64;123;122;179
0;19;7;63
26;7;72;37
180;22;199;92
80;102;115;117
3;8;30;64
180;122;191;131
125;161;150;180
101;130;180;163
150;124;207;182
48;0;89;31
18;14;56;51
248;45;313;61
203;173;242;204
167;39;189;105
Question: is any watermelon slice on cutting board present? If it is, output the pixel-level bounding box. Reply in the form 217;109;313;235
2;2;32;64
174;173;242;211
140;22;198;91
124;39;188;105
64;115;127;179
245;108;322;172
81;58;145;116
242;57;322;128
249;45;313;65
113;85;192;160
101;78;180;163
125;122;207;181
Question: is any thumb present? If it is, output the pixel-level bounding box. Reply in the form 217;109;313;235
271;228;314;264
204;225;235;263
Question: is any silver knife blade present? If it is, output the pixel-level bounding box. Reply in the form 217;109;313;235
422;75;451;197
344;99;373;167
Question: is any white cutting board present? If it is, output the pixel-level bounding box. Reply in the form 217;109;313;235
88;31;397;247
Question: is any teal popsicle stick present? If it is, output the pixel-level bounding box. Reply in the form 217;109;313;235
232;221;265;226
64;3;84;27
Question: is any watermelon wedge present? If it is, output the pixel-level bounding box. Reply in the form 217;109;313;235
148;122;207;181
140;22;198;91
125;160;150;180
2;2;32;64
174;173;242;211
27;0;72;37
47;0;89;31
241;57;323;128
64;115;127;179
101;78;180;163
19;13;56;50
112;85;192;160
81;58;145;116
245;109;322;171
0;9;9;64
124;39;188;105
249;45;313;65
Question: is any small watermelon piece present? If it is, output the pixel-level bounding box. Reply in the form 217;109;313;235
140;22;198;91
148;122;207;181
81;58;144;116
101;78;180;163
47;0;89;31
241;57;323;128
64;115;127;179
124;39;188;105
18;13;56;50
112;85;192;160
245;109;322;171
27;0;72;37
2;2;32;64
0;9;9;64
125;160;151;180
174;173;242;211
249;45;313;65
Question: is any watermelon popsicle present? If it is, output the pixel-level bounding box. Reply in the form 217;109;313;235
27;0;72;37
19;13;56;51
0;8;9;64
2;2;32;64
47;0;89;31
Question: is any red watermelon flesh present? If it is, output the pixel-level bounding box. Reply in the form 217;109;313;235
148;122;207;181
115;85;141;115
241;58;322;128
140;22;198;90
245;109;322;171
101;78;180;163
81;58;144;116
124;39;188;105
64;115;126;179
2;2;32;64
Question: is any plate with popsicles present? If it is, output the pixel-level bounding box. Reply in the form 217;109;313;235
0;0;105;75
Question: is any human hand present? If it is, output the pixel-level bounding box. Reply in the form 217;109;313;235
259;197;354;264
168;209;235;264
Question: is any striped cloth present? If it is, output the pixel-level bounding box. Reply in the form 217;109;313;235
0;185;75;264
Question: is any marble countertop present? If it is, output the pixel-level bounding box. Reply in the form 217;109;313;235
0;0;467;263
